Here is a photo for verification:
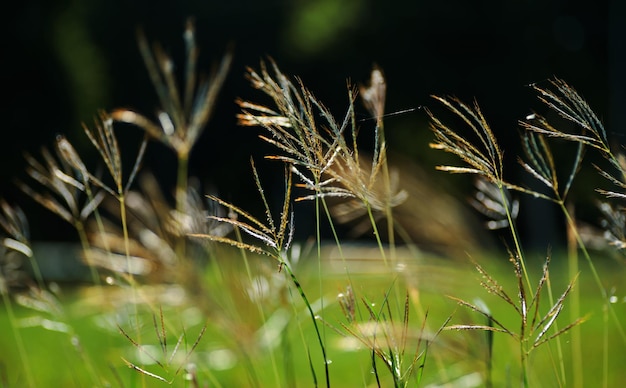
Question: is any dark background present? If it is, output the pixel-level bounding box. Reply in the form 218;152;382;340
1;0;623;251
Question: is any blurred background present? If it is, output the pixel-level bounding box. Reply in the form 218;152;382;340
0;0;623;253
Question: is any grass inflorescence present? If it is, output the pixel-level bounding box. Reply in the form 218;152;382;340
1;21;625;388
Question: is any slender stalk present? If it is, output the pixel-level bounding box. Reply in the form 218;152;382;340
365;204;388;266
1;291;36;388
544;271;567;386
118;196;132;275
561;206;626;388
562;210;605;295
377;126;397;264
74;220;101;287
563;202;582;388
498;184;531;291
282;262;330;387
235;226;282;387
313;196;328;368
319;196;346;261
117;193;143;388
520;340;529;388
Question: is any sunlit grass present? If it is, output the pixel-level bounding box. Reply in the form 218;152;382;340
1;18;626;388
1;250;625;386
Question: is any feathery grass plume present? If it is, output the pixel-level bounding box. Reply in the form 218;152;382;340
446;254;586;387
427;93;587;386
518;130;584;203
192;159;294;259
521;78;626;200
237;60;407;265
427;96;504;183
595;152;626;201
427;96;534;288
81;111;147;199
7;141;104;385
237;62;406;220
357;66;401;255
18;137;106;288
80;111;148;280
521;78;626;386
521;78;607;151
111;19;232;216
18;141;104;230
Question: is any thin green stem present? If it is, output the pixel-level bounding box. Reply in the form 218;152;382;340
235;227;282;388
498;184;531;291
1;291;36;388
498;183;532;387
561;207;626;388
561;202;582;388
282;262;330;388
80;181;105;287
365;204;388;267
602;302;609;388
380;157;396;263
313;196;328;364
562;210;607;298
562;208;626;340
544;272;567;386
118;196;133;276
319;197;345;261
74;220;101;287
520;340;529;388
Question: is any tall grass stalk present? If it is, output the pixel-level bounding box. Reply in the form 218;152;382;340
79;113;147;289
111;20;231;261
18;141;104;288
427;96;533;291
521;79;626;386
237;61;407;268
359;67;397;263
427;92;597;386
236;64;415;365
104;26;231;381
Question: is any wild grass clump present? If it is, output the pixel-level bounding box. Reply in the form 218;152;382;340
1;20;626;388
427;79;626;387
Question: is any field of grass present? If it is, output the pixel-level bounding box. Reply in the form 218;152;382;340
0;247;626;386
1;250;625;387
2;20;626;387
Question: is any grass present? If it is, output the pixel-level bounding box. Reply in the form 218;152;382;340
2;20;626;387
0;254;624;386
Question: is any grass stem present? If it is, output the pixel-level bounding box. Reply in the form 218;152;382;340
1;292;35;388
